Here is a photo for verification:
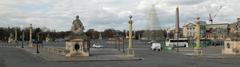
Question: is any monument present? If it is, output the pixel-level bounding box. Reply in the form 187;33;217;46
8;33;15;43
45;34;52;42
222;38;240;54
65;15;90;57
222;18;240;54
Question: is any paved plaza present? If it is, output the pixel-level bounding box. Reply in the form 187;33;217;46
22;47;142;61
1;0;240;67
0;41;240;67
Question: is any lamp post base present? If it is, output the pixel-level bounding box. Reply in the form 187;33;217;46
36;44;40;53
194;47;202;56
127;48;134;56
29;42;33;47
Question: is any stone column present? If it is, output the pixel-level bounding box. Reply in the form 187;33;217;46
29;24;33;47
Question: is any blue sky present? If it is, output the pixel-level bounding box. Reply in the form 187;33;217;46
0;0;239;31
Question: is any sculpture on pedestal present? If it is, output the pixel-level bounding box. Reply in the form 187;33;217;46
45;34;52;42
8;33;14;43
65;15;90;57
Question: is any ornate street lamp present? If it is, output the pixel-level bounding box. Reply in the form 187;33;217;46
194;17;202;56
126;15;134;56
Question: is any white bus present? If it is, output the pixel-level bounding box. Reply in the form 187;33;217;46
165;39;189;47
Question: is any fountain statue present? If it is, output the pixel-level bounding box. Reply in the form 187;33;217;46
71;15;85;34
65;15;90;57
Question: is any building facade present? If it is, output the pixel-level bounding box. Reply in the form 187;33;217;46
227;18;240;40
182;20;206;38
229;18;240;33
183;22;195;38
205;23;229;40
182;20;230;40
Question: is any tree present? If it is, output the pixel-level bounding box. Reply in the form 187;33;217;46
86;29;99;39
102;29;117;38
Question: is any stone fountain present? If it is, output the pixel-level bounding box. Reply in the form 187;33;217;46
65;15;90;57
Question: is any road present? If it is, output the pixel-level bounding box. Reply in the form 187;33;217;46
0;40;240;67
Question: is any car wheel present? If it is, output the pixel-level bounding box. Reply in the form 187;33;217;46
158;49;161;51
153;49;156;51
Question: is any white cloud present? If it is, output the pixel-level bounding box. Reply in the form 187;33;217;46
0;0;239;31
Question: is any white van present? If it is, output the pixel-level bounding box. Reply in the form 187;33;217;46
151;43;162;51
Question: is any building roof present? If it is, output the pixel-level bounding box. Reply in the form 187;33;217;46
183;22;195;27
206;23;229;26
206;23;229;28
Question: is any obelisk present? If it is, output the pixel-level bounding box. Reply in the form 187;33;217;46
175;4;180;52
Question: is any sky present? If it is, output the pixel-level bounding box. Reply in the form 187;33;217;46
0;0;240;31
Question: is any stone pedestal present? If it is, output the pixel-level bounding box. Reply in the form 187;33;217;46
222;38;240;54
194;48;203;56
65;35;90;57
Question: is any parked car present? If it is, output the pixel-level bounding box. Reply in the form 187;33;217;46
92;44;104;48
151;43;162;51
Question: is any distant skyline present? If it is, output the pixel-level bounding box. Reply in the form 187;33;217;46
0;0;239;31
